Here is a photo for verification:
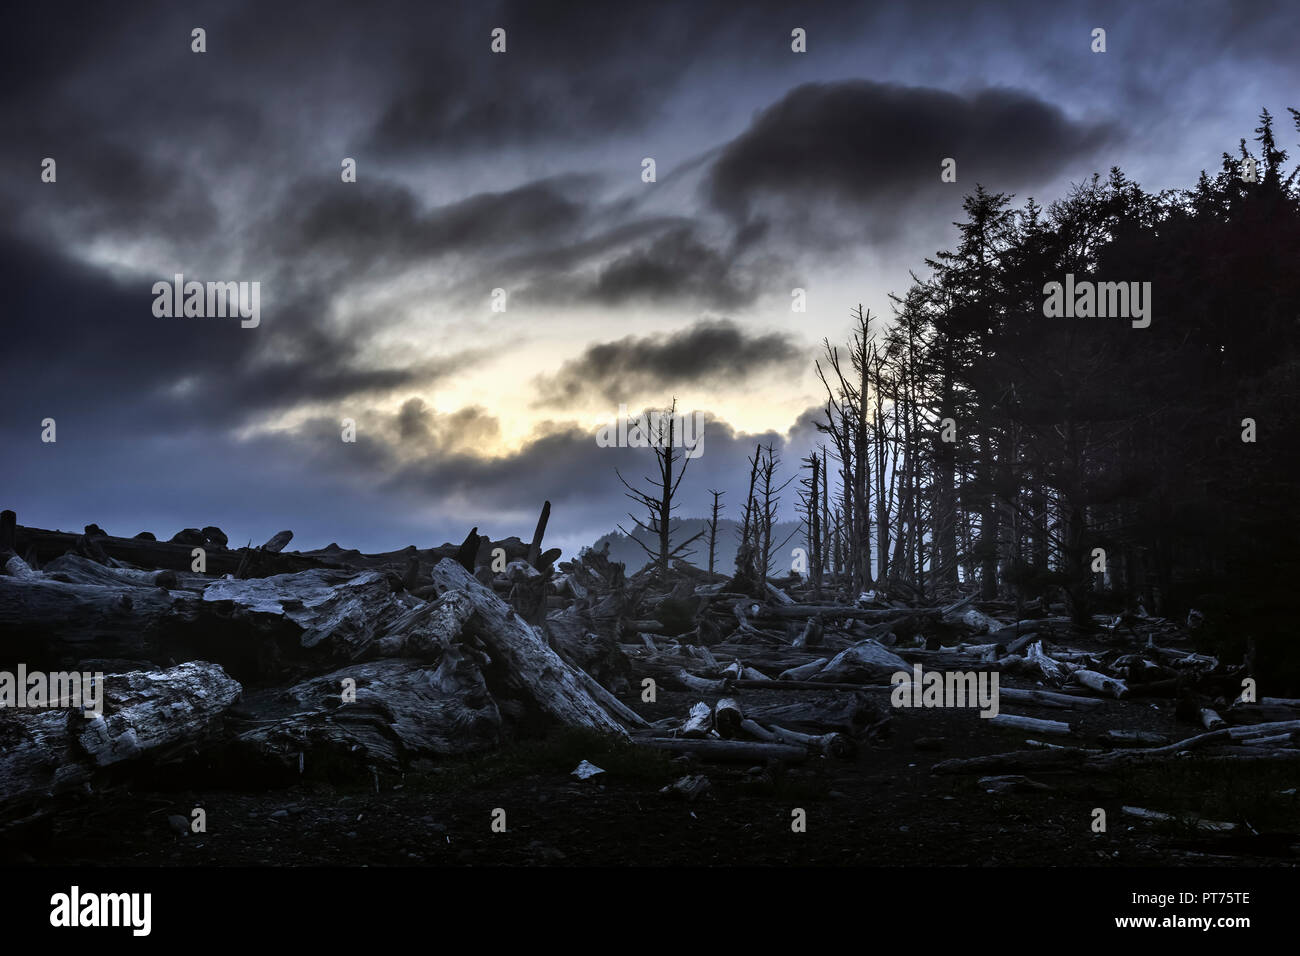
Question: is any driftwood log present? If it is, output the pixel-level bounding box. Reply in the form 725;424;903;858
429;559;626;738
1;661;241;827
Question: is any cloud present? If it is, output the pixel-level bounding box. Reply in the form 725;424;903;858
532;319;810;408
590;227;762;310
706;80;1122;246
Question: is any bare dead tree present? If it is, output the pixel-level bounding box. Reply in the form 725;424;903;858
816;306;877;592
756;444;797;580
706;489;724;574
798;452;823;597
615;398;705;575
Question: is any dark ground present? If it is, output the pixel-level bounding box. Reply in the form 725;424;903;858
8;642;1299;867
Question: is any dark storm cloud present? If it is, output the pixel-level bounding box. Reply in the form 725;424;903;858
590;227;762;310
706;81;1121;244
4;0;1298;554
363;0;873;155
532;319;809;408
266;175;591;271
0;235;474;437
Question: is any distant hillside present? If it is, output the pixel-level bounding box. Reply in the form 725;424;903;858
589;518;803;575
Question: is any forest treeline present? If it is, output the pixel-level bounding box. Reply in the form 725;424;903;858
617;109;1300;683
793;107;1300;682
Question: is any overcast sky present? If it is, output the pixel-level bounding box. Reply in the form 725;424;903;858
2;0;1296;558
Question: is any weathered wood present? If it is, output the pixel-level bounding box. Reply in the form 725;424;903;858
0;573;206;664
261;530;294;553
988;714;1073;736
779;658;828;681
738;717;778;741
636;736;808;763
682;701;712;737
813;640;909;683
13;524;329;577
764;605;921;621
454;527;479;571
768;723;855;758
1073;669;1128;699
733;677;884;692
765;583;795;605
43;554;177;590
1;662;241;824
672;668;728;694
429;559;626;737
3;555;41;582
527;501;551;568
230;656;502;777
713;698;743;738
77;660;242;766
204;569;403;660
745;693;873;733
1000;687;1104;710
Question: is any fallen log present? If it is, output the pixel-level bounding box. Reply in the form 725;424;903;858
682;702;713;738
744;693;873;733
0;572;206;665
636;736;808;763
812;640;909;683
429;559;627;738
779;659;828;681
43;554;179;591
1000;687;1104;710
732;678;887;692
261;530;294;553
1;661;241;825
230;656;502;777
768;724;855;759
1073;669;1128;699
713;698;744;738
988;714;1073;736
738;717;778;742
672;668;728;694
1200;707;1227;730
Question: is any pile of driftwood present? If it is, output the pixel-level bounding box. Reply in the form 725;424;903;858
2;504;1296;834
0;504;630;829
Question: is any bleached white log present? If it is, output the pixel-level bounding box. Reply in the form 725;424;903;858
1200;707;1226;730
738;718;778;742
768;723;855;759
429;559;627;737
674;668;728;694
1000;687;1104;710
1073;669;1128;699
989;714;1072;736
779;658;828;681
682;702;713;738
